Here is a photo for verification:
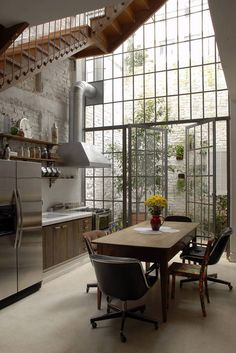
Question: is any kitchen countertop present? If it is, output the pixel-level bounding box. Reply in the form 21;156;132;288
42;211;92;226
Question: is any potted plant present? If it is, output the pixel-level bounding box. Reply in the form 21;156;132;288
177;173;185;193
175;144;184;160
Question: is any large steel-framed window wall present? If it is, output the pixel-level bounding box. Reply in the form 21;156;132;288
83;0;229;220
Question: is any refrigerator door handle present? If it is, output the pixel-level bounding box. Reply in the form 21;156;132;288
16;189;23;248
13;189;20;249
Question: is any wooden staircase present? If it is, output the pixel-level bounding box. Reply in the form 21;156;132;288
0;0;166;91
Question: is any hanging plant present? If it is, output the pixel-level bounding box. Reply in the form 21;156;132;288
175;144;184;160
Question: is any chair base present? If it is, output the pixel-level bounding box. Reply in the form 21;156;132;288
90;303;158;343
180;276;233;290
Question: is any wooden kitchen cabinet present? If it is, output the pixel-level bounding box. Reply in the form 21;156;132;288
42;216;92;270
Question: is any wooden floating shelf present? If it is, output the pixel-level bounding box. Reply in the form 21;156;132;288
0;133;59;146
10;156;62;163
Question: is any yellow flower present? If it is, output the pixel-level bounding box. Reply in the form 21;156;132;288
144;195;167;215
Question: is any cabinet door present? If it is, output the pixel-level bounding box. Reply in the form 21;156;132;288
53;224;68;265
42;226;54;270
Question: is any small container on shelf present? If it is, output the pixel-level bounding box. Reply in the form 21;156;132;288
35;146;41;159
51;122;58;144
41;147;48;159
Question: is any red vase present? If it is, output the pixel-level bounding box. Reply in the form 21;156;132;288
150;215;162;231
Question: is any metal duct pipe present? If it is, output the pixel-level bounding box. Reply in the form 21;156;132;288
69;81;96;143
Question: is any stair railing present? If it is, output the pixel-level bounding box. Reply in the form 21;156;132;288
0;1;129;90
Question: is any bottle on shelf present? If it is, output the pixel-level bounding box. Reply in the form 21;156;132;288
3;144;11;160
51;122;58;144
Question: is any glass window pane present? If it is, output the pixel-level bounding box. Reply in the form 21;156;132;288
94;105;103;127
156;46;166;71
179;42;190;68
113;54;122;77
104;56;112;79
86;60;94;81
191;40;202;66
134;27;143;49
156;21;166;46
94;57;103;81
114;102;123;125
95;178;103;200
124;76;133;101
167;0;177;18
167;96;178;120
167;18;177;44
104;80;113;103
104;103;113;126
191;66;203;92
133;50;144;74
104;130;112;151
145;73;155;98
156;97;167;121
167;44;177;69
85;106;93;128
179;95;190;120
156;71;166;96
124;101;133;124
190;12;202;39
204;92;216;118
113;78;123;102
123;52;133;76
167;70;178;95
144;23;154;48
192;93;203;119
178;15;189;41
134;75;144;99
94;131;103;151
204;64;215;91
178;0;190;16
179;68;190;94
144;99;155;123
145;48;155;73
134;100;144;123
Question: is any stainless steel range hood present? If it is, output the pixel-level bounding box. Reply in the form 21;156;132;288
58;81;111;168
58;142;111;168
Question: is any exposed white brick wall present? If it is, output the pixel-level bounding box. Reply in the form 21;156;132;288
0;59;82;211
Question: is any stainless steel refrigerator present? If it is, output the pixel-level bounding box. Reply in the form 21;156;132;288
0;160;42;304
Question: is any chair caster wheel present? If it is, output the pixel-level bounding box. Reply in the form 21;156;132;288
120;333;127;343
229;285;233;291
91;320;97;328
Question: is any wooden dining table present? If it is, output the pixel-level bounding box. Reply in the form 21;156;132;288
92;220;198;322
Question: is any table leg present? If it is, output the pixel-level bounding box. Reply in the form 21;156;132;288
159;256;168;323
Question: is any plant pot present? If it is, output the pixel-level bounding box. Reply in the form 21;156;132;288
178;173;185;179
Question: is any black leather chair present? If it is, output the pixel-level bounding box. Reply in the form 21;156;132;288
165;215;192;223
90;254;158;343
180;227;233;290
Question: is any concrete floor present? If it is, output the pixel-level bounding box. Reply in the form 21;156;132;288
0;254;236;353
